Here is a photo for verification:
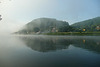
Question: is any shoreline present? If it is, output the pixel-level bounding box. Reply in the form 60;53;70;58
14;32;100;36
43;32;100;36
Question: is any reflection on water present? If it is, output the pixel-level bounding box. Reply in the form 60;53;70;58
19;36;100;53
0;35;100;67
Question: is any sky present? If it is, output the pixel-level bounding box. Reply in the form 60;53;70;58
0;0;100;34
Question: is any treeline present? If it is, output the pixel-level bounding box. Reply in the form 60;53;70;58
71;17;100;32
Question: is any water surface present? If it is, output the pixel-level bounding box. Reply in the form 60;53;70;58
0;35;100;67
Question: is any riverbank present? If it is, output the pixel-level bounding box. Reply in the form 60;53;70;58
43;32;100;36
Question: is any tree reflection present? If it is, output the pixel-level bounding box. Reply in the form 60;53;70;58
19;36;100;53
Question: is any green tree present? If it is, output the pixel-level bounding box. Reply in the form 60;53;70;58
34;27;40;32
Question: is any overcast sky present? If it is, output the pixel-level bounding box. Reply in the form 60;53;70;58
0;0;100;34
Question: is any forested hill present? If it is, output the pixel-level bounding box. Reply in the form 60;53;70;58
71;17;100;31
17;18;69;34
15;17;100;34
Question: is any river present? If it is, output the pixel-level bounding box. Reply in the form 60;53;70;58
0;35;100;67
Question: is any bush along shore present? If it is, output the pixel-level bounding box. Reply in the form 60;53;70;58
43;32;100;36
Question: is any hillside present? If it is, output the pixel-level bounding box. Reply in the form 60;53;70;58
71;17;100;31
15;17;100;34
16;18;69;34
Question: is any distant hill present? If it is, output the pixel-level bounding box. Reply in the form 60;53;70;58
15;17;100;34
71;17;100;31
16;18;69;34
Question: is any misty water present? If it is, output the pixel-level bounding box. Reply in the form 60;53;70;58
0;35;100;67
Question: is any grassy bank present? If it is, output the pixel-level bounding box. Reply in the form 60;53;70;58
44;32;100;36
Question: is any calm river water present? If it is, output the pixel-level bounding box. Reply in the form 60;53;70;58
0;35;100;67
